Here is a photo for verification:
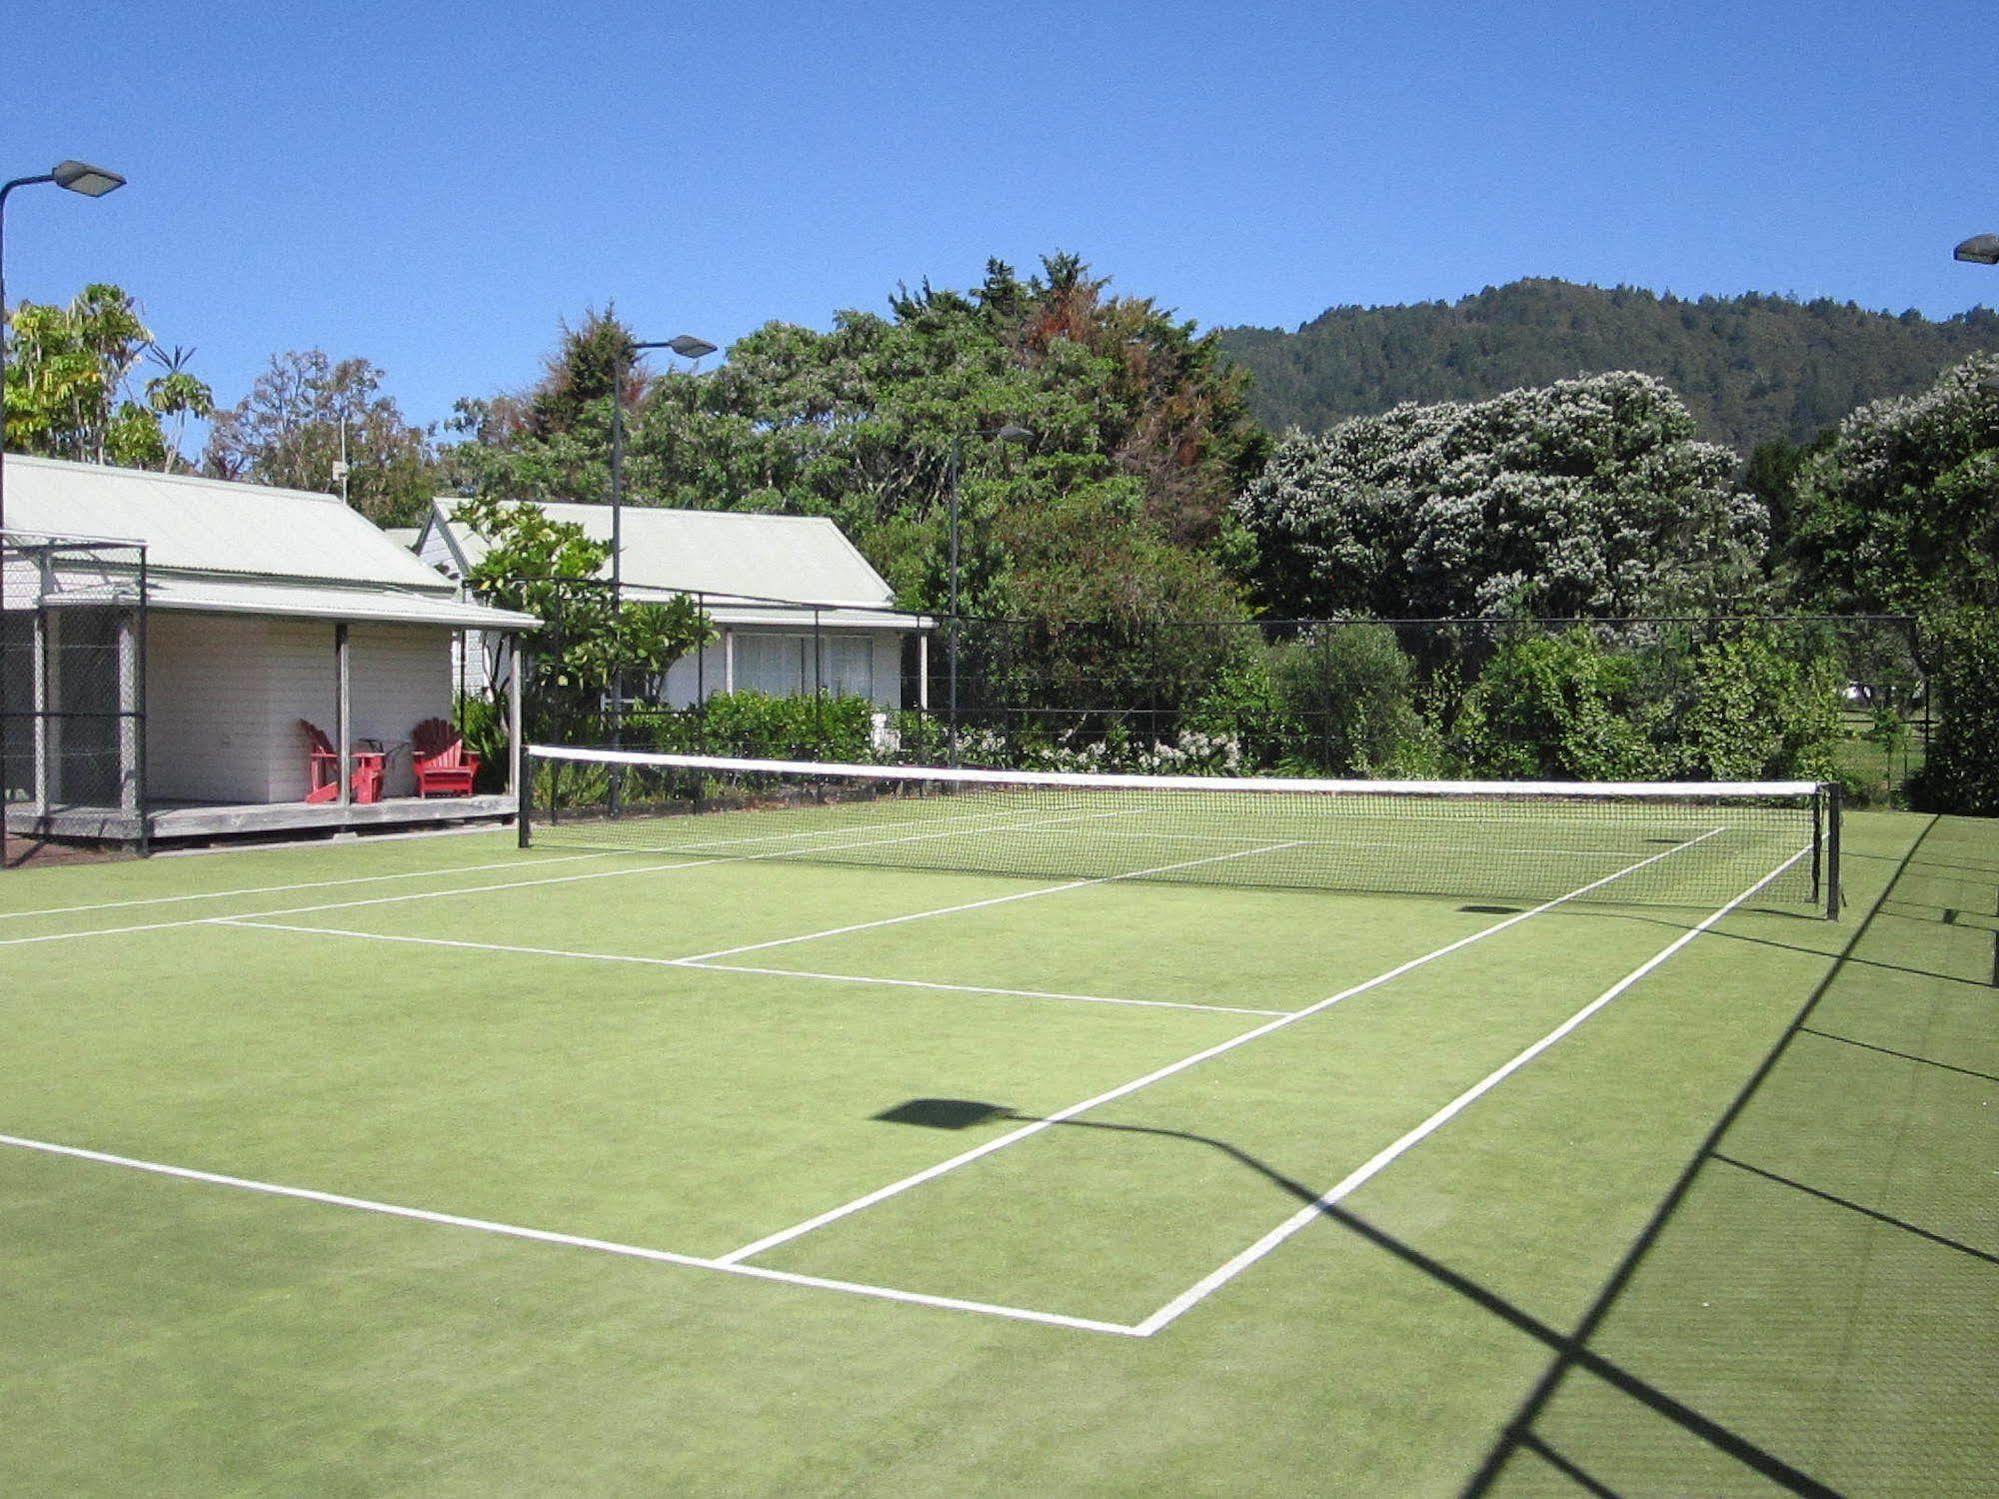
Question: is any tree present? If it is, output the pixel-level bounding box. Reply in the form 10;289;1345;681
1234;371;1769;619
1912;606;1999;815
452;494;711;748
1787;352;1999;615
1217;277;1999;452
440;308;643;505
2;282;209;469
444;258;1270;741
143;345;215;474
450;255;1267;584
204;350;437;523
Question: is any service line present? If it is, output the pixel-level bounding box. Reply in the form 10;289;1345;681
712;829;1726;1266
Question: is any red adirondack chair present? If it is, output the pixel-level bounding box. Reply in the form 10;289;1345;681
411;717;480;797
299;720;385;805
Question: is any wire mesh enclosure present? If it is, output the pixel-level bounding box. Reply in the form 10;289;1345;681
0;531;150;858
543;605;1922;806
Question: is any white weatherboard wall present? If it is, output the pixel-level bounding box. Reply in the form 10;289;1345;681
350;623;451;797
145;614;455;804
145;614;330;803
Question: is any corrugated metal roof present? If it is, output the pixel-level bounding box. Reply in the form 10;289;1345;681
142;577;538;630
429;498;900;608
6;456;461;593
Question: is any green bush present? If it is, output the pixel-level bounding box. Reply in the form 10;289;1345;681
1912;608;1999;815
1674;631;1843;782
1182;650;1297;770
1270;623;1425;775
647;691;879;763
454;692;510;794
1453;630;1662;780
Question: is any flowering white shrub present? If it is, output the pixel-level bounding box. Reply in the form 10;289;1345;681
1235;371;1767;620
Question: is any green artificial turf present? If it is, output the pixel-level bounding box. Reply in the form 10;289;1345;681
0;810;1991;1494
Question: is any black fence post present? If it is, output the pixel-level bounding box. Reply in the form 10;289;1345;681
134;548;149;858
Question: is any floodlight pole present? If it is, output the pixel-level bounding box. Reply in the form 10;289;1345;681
0;161;126;869
939;424;1032;768
608;335;716;738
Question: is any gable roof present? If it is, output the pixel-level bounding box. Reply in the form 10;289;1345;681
424;498;901;610
3;456;535;631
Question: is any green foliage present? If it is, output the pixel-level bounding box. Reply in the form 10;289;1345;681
453;692;510;794
1454;631;1662;780
645;691;878;763
1788;353;1999;616
1183;650;1296;768
1675;632;1843;782
204;350;438;523
3;283;208;470
1454;626;1844;783
455;495;712;747
1270;624;1425;775
1220;277;1999;452
445;255;1268;667
1911;607;1999;815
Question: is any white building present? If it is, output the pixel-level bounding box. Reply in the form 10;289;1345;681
413;499;932;711
1;456;536;844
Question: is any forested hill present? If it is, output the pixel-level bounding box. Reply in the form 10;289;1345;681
1218;278;1999;451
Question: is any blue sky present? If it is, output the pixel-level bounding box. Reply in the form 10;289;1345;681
8;0;1997;432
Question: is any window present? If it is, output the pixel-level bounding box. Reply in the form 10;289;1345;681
736;634;806;696
828;636;874;700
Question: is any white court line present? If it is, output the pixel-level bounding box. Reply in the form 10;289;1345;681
0;852;611;922
217;919;1288;1020
679;961;1291;1018
1132;841;1814;1337
712;828;1727;1266
1038;828;1732;860
0;1132;1139;1338
666;840;1310;967
0;805;1136;949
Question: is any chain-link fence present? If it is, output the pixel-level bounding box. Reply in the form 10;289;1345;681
512;592;1925;804
1;531;149;861
923;613;1927;799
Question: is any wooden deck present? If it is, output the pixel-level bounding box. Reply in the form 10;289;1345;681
6;794;516;845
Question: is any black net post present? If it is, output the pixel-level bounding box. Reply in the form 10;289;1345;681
1825;781;1843;921
513;641;531;849
133;547;149;858
1811;788;1823;906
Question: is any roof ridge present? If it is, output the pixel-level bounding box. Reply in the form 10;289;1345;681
10;452;347;506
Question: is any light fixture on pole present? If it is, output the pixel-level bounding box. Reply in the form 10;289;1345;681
606;331;716;761
0;159;125;868
1953;233;1999;266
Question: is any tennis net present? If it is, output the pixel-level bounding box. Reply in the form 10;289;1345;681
521;747;1839;916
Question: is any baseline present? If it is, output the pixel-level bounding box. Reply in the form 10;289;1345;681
0;1131;1139;1338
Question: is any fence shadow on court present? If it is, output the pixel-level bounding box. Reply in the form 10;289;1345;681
1459;814;1950;1496
874;1097;1841;1495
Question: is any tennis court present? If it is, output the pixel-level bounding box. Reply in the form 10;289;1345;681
0;757;1991;1494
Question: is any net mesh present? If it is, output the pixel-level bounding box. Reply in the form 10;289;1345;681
524;748;1831;912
